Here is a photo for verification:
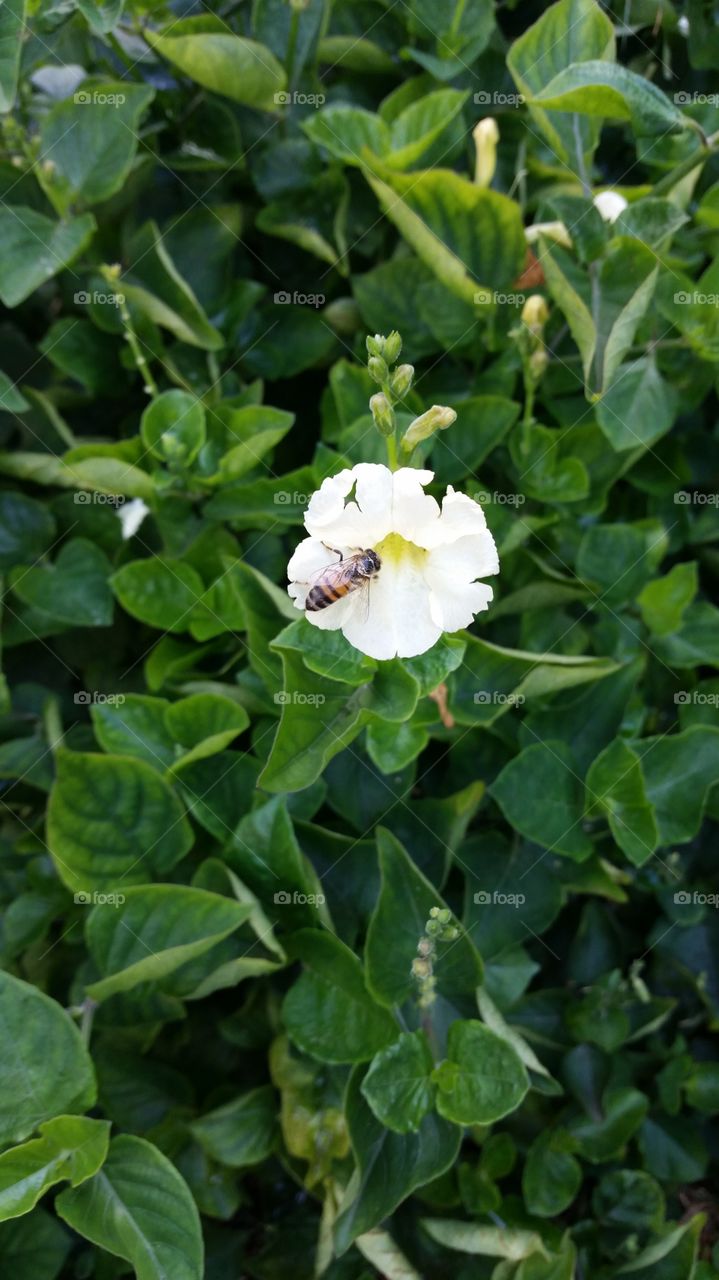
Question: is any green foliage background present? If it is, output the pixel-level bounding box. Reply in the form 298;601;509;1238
1;0;719;1276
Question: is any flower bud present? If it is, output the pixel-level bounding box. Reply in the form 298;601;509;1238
473;117;499;188
368;355;388;384
390;363;414;399
383;330;402;364
366;333;384;358
412;957;431;978
593;189;628;224
324;297;360;336
521;295;549;336
401;404;457;450
369;392;395;437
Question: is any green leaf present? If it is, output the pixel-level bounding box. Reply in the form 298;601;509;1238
303;106;391;166
9;538;113;627
522;1129;582;1217
230;796;329;929
122;221;223;350
212;404;295;480
507;0;615;165
146;22;285;111
0;494;55;570
632;726;719;846
0;1116;110;1221
534;61;690;135
637;563;698;636
190;1085;276;1167
141;391;206;466
76;0;124;34
423;1218;548;1261
585;738;659;866
596;357;678;452
0;0;24;111
56;1134;203;1280
39;83;155;212
165;692;249;765
616;1217;703;1279
365;828;482;1007
0;971;96;1147
361;1032;435;1134
282;928;398;1064
47;749;193;892
85;884;252;1001
334;1066;460;1254
0;1208;71;1280
0;208;96;307
364;165;526;306
433;1020;529;1125
111;558;206;633
490;741;593;861
91;695;176;770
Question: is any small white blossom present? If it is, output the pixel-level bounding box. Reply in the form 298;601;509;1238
593;190;628;223
117;497;149;540
287;464;499;661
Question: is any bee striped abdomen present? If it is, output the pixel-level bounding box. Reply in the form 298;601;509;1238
306;580;350;611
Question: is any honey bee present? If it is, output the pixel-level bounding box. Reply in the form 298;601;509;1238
305;548;381;612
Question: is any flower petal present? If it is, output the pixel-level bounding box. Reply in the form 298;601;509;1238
390;467;441;547
341;549;441;660
287;537;341;585
304;463;393;548
425;529;499;586
306;591;360;632
428;578;494;632
424;487;494;549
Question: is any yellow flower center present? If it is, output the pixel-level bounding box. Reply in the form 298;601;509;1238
375;532;427;568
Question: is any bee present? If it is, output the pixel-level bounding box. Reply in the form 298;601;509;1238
305;548;381;612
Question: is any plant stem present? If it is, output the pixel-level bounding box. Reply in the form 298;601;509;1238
386;433;399;470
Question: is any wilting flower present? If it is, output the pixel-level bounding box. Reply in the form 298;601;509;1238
287;464;499;661
593;190;628;223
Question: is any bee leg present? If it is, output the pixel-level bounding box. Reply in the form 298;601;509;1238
321;542;344;562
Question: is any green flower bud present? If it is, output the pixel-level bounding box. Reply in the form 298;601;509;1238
366;333;384;358
383;330;402;364
401;404;457;451
324;297;361;336
436;907;451;924
412;957;431;978
429;907;440;918
368;355;389;384
390;363;414;400
369;392;395;437
425;919;441;936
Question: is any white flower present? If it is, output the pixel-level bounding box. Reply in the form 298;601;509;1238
117;497;149;540
287;464;499;661
593;190;628;223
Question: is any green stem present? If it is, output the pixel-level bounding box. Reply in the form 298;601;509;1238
386;433;399;471
81;997;98;1047
653;136;717;196
116;295;158;396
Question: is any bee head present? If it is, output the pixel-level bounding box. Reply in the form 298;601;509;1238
364;549;381;573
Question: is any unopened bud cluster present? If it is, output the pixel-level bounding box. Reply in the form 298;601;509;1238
366;332;414;438
411;907;460;1009
513;294;551;383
